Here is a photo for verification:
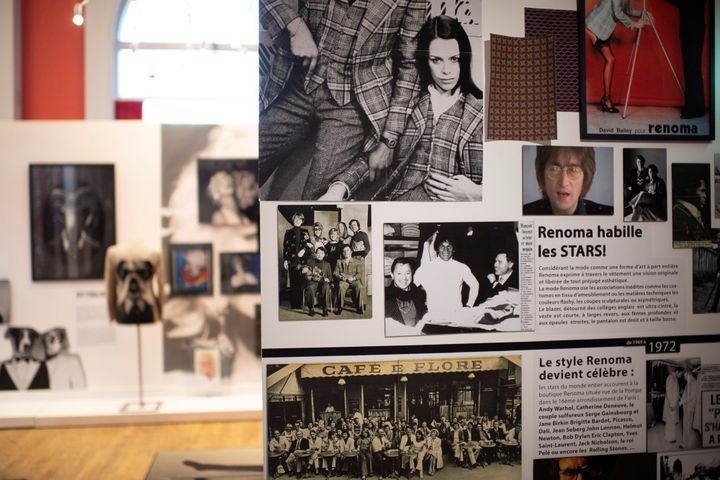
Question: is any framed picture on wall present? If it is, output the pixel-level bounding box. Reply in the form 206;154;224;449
219;252;260;294
169;243;213;295
197;159;259;226
29;164;116;281
579;0;714;141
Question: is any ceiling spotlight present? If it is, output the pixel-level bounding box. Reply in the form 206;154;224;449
72;2;86;26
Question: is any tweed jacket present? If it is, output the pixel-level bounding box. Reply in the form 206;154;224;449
333;257;365;286
585;0;642;41
336;92;483;200
260;0;427;150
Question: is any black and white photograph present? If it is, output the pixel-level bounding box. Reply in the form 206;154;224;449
384;222;520;336
160;125;261;386
29;164;116;280
266;356;521;479
580;0;714;141
647;358;702;452
277;204;372;321
0;280;9;324
162;297;260;381
259;1;485;201
660;451;720;480
197;159;259;225
623;148;667;222
534;453;656;480
672;163;712;248
692;230;720;314
522;146;614;216
0;326;86;391
715;154;720;219
220;252;260;294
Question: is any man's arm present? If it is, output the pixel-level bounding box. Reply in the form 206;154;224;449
382;0;427;139
260;0;299;41
462;265;480;307
260;0;318;70
367;0;427;181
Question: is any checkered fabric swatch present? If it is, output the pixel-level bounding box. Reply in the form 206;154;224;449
525;7;579;112
487;34;557;141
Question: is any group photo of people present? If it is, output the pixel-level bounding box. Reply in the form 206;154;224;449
383;222;521;336
647;358;702;452
661;452;720;480
267;357;521;479
259;0;484;201
522;145;614;216
278;205;372;320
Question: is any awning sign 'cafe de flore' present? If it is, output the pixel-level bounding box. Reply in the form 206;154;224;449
267;357;522;429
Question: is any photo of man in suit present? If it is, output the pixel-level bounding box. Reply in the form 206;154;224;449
259;0;428;200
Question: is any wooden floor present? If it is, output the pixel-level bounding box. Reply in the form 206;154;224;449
0;420;262;480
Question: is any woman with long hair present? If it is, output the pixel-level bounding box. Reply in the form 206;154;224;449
585;0;647;113
320;15;483;201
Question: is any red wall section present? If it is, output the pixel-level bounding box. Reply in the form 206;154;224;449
22;0;84;119
584;0;711;107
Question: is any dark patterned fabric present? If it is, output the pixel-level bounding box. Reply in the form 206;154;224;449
487;34;557;141
525;7;578;112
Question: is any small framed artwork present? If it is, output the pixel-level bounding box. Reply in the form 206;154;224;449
622;148;667;222
219;253;260;294
29;164;116;280
197;159;259;226
170;243;213;295
193;347;221;384
579;0;714;141
672;163;712;249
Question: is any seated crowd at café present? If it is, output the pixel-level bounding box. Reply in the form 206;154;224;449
268;412;521;479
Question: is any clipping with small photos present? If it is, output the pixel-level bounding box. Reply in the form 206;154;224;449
384;222;520;336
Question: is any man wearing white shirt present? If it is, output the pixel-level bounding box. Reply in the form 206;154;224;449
414;235;479;322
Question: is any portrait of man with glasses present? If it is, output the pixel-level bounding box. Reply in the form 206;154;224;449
523;146;614;216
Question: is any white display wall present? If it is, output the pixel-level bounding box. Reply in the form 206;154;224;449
0;121;261;426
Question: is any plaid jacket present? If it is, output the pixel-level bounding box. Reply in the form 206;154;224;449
260;0;428;149
336;92;483;200
585;0;641;41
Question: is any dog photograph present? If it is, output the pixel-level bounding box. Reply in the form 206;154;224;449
0;326;86;390
29;164;116;280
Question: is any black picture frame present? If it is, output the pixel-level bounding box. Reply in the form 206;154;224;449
169;243;214;295
219;252;260;294
29;164;116;281
579;0;714;141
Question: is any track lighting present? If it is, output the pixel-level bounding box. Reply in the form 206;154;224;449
72;1;88;26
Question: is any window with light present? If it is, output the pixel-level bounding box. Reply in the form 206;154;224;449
116;0;258;124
